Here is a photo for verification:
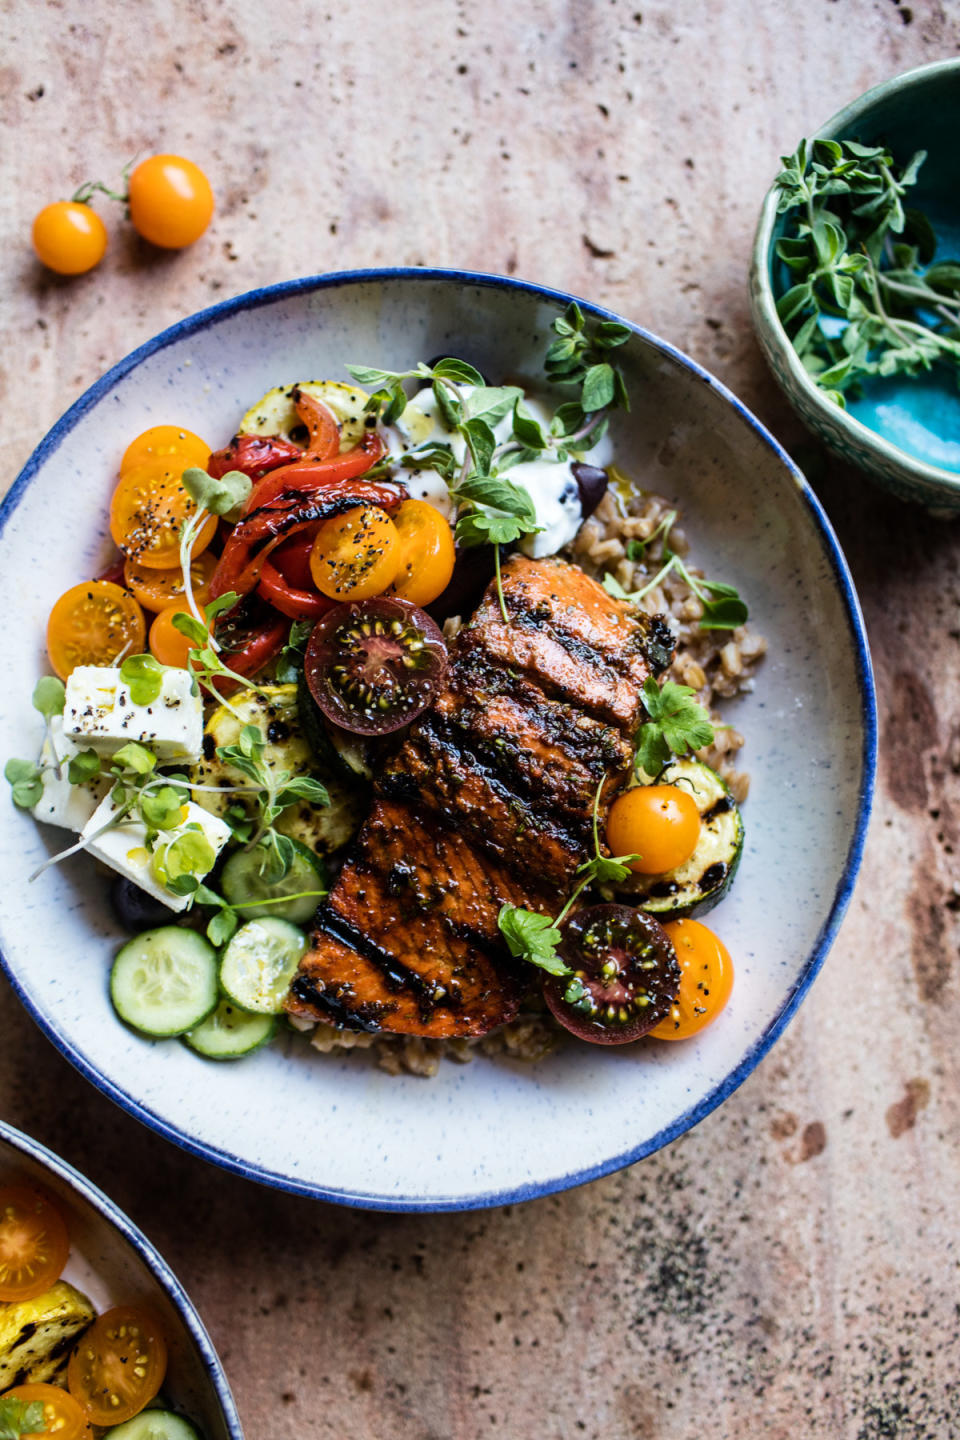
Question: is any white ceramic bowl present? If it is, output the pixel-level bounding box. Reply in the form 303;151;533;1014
0;270;876;1210
0;1118;242;1436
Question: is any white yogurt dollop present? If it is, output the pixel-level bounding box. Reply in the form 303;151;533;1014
384;386;610;557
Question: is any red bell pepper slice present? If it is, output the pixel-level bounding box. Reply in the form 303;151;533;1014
207;433;303;481
242;428;386;514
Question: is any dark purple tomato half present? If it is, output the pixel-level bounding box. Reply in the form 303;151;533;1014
304;597;448;736
544;904;681;1044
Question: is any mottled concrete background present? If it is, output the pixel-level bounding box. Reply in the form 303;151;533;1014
2;2;959;1436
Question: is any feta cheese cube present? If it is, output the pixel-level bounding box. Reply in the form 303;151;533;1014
31;717;109;831
63;665;204;764
81;795;232;913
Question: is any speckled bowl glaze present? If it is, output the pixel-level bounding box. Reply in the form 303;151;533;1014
0;1118;242;1436
0;270;875;1211
750;58;960;509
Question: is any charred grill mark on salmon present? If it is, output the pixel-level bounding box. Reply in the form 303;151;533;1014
287;555;675;1039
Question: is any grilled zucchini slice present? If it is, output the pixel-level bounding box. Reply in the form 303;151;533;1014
238;380;369;450
611;759;743;918
191;685;365;858
0;1280;95;1389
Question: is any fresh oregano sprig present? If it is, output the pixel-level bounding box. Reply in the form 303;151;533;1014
214;723;329;882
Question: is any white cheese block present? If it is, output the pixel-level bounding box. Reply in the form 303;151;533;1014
31;717;110;831
81;796;232;912
63;665;204;764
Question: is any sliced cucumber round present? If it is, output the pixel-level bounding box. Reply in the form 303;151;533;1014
111;927;219;1038
610;759;744;919
101;1410;201;1440
183;999;277;1060
220;918;308;1014
221;837;326;925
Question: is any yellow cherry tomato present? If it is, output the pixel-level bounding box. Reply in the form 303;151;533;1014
149;606;199;669
309;505;402;601
109;458;218;569
3;1383;91;1439
388;499;456;607
47;581;146;680
606;784;701;875
649;918;734;1040
124;551;217;613
67;1305;167;1426
120;424;210;476
32;201;107;275
128;155;214;248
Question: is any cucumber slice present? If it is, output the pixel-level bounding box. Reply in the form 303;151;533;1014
183;999;277;1059
102;1411;201;1440
221;838;326;924
110;927;219;1037
220;918;308;1014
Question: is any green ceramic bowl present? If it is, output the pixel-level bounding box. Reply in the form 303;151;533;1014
750;58;960;509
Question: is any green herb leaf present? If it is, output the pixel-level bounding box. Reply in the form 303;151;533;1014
0;1395;47;1440
463;385;524;426
154;826;217;885
497;904;570;976
635;678;714;777
461;417;497;475
276;775;329;806
431;357;486;386
120;653;165;705
111;742;157;776
512;401;547;451
32;676;66;718
577;853;640;886
171;612;209;646
581;363;616;413
139;784;188;832
433;379;463;431
181;466;253;523
67;749;101;785
207;906;239;946
5;757;43;809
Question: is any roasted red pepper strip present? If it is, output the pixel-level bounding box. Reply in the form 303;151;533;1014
207;433;303;481
210;478;406;600
291;387;340;461
242;428;387;514
257;559;332;621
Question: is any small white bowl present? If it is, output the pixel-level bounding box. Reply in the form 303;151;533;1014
0;1118;242;1436
0;270;876;1210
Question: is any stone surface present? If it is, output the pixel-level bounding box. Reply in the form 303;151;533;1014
2;1;960;1436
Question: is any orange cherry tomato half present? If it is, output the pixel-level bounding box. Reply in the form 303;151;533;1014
3;1383;92;1440
124;552;217;614
47;581;146;680
649;918;734;1041
388;500;456;607
128;155;214;249
109;459;218;569
606;784;701;875
32;201;107;275
68;1305;168;1426
120;424;210;477
309;505;402;601
149;605;199;669
0;1186;70;1302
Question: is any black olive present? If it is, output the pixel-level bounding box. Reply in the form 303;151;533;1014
570;462;609;520
109;877;174;934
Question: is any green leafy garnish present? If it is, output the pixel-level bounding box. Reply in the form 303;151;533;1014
111;741;157;777
154;824;217;892
0;1395;46;1440
216;724;329;880
275;619;314;684
772;138;960;404
32;676;65;718
139;783;188;833
67;749;101;785
635;677;714;778
5;757;43;809
171;592;267;704
120;653;165;705
181;466;253;522
603;515;748;633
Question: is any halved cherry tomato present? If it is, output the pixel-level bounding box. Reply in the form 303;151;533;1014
0;1186;70;1301
110;459;218;569
304;597;448;735
123;552;217;614
32;201;107;275
244;427;386;514
309;505;402;601
120;425;210;477
389;500;456;607
128;155;213;249
47;581;146;680
543;905;681;1044
606;784;701;875
3;1383;91;1439
649;918;734;1040
68;1304;167;1426
149;605;198;669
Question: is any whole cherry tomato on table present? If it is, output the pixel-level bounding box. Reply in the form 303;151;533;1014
32;201;107;274
128;155;214;248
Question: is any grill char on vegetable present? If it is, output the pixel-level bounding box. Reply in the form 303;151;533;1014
286;555;675;1038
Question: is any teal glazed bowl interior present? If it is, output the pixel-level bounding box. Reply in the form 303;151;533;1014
750;58;960;508
0;270;876;1210
0;1119;243;1437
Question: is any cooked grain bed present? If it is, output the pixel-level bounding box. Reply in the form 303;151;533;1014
302;486;766;1076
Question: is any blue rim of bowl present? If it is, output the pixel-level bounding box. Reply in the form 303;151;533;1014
750;57;960;503
0;1116;244;1436
0;266;878;1211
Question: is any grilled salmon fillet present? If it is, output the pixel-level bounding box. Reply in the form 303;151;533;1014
287;555;674;1039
